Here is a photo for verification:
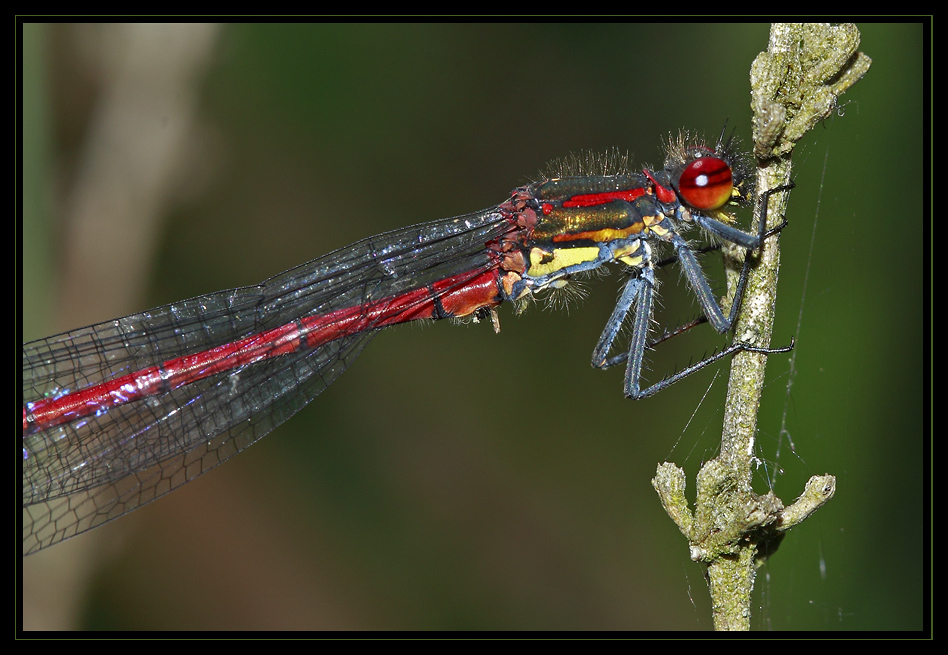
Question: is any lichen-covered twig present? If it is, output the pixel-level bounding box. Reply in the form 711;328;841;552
652;23;869;631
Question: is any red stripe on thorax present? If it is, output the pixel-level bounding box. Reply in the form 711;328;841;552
560;187;648;208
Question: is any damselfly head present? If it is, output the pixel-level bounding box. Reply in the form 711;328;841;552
662;129;755;221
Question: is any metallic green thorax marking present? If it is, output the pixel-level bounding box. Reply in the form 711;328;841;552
531;173;653;244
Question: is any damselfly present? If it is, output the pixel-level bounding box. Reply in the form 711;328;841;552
22;131;792;555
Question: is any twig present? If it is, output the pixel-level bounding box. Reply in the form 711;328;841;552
652;23;870;631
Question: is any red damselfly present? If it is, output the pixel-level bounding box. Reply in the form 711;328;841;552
22;132;792;555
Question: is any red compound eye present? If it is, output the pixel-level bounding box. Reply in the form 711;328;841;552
677;156;733;210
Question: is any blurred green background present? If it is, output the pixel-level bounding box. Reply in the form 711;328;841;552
22;23;924;631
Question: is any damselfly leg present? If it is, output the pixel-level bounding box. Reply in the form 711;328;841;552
591;181;795;399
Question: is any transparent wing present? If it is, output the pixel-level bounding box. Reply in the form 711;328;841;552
23;208;512;555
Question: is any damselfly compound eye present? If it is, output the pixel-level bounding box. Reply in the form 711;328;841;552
678;156;733;210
